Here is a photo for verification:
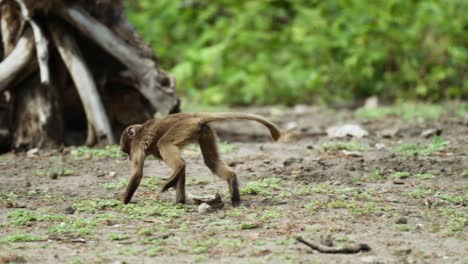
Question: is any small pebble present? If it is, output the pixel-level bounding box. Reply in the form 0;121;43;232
65;207;76;214
197;203;213;214
395;217;408;224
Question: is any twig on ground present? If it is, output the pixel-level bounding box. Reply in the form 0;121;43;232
296;236;371;254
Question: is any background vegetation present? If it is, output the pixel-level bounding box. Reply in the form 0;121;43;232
127;0;467;105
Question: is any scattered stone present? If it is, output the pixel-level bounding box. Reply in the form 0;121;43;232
65;207;76;214
326;124;368;138
26;148;40;157
393;180;405;185
393;248;412;256
395;217;408;224
108;171;117;177
191;193;224;210
5;201;26;208
342;150;363;157
294;104;308;113
375;143;386;150
420;128;442;138
364;96;379;109
49;172;59;180
361;256;383;264
285;121;298;130
283;157;303;167
25;180;31;187
197;203;213;214
379;127;399;138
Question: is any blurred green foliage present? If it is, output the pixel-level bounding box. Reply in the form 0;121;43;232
127;0;467;105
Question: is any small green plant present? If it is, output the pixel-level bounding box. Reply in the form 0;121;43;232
356;103;444;121
36;167;74;177
438;207;467;236
7;209;66;226
408;187;432;199
305;201;323;212
398;136;449;156
74;198;121;213
0;234;45;244
103;179;128;190
137;228;153;236
415;173;436;180
109;234;130;241
461;170;468;178
295;186;312;196
326;199;348;209
218;141;237;154
354;170;385;182
188;238;219;254
240;222;259;230
120;200;187;219
70;257;84;264
395;224;413;232
141;177;162;191
317;141;366;153
259;209;283;221
436;193;465;205
241;177;282;195
71;145;124;159
48;213;116;237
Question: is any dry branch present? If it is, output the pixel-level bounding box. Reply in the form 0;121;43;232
57;6;178;114
296;236;371;254
50;21;115;145
14;0;50;86
0;28;35;91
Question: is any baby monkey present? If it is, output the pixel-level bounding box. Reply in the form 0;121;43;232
120;112;281;206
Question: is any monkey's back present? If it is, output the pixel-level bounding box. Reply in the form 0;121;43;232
143;113;204;157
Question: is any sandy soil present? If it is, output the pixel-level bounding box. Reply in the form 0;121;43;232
0;104;467;264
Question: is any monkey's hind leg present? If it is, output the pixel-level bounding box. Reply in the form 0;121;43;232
198;125;240;207
158;143;186;204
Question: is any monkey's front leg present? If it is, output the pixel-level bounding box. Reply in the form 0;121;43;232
123;150;145;204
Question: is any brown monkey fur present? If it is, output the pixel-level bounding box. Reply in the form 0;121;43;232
120;112;281;206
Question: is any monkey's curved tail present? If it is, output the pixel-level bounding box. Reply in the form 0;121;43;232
198;112;281;141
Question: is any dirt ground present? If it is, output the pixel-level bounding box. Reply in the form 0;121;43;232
0;104;467;264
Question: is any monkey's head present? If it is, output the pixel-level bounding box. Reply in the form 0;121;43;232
120;125;143;159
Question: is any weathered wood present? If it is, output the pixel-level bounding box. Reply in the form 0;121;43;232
14;0;50;86
0;28;35;92
1;2;24;57
12;74;63;149
50;21;115;145
58;6;178;115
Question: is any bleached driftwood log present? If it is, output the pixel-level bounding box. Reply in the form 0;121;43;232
14;0;50;86
0;28;34;91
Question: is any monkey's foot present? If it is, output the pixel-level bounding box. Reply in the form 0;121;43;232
231;199;241;207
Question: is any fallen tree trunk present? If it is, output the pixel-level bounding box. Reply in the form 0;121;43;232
0;0;179;151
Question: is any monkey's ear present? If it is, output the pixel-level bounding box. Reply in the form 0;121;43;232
127;126;136;137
